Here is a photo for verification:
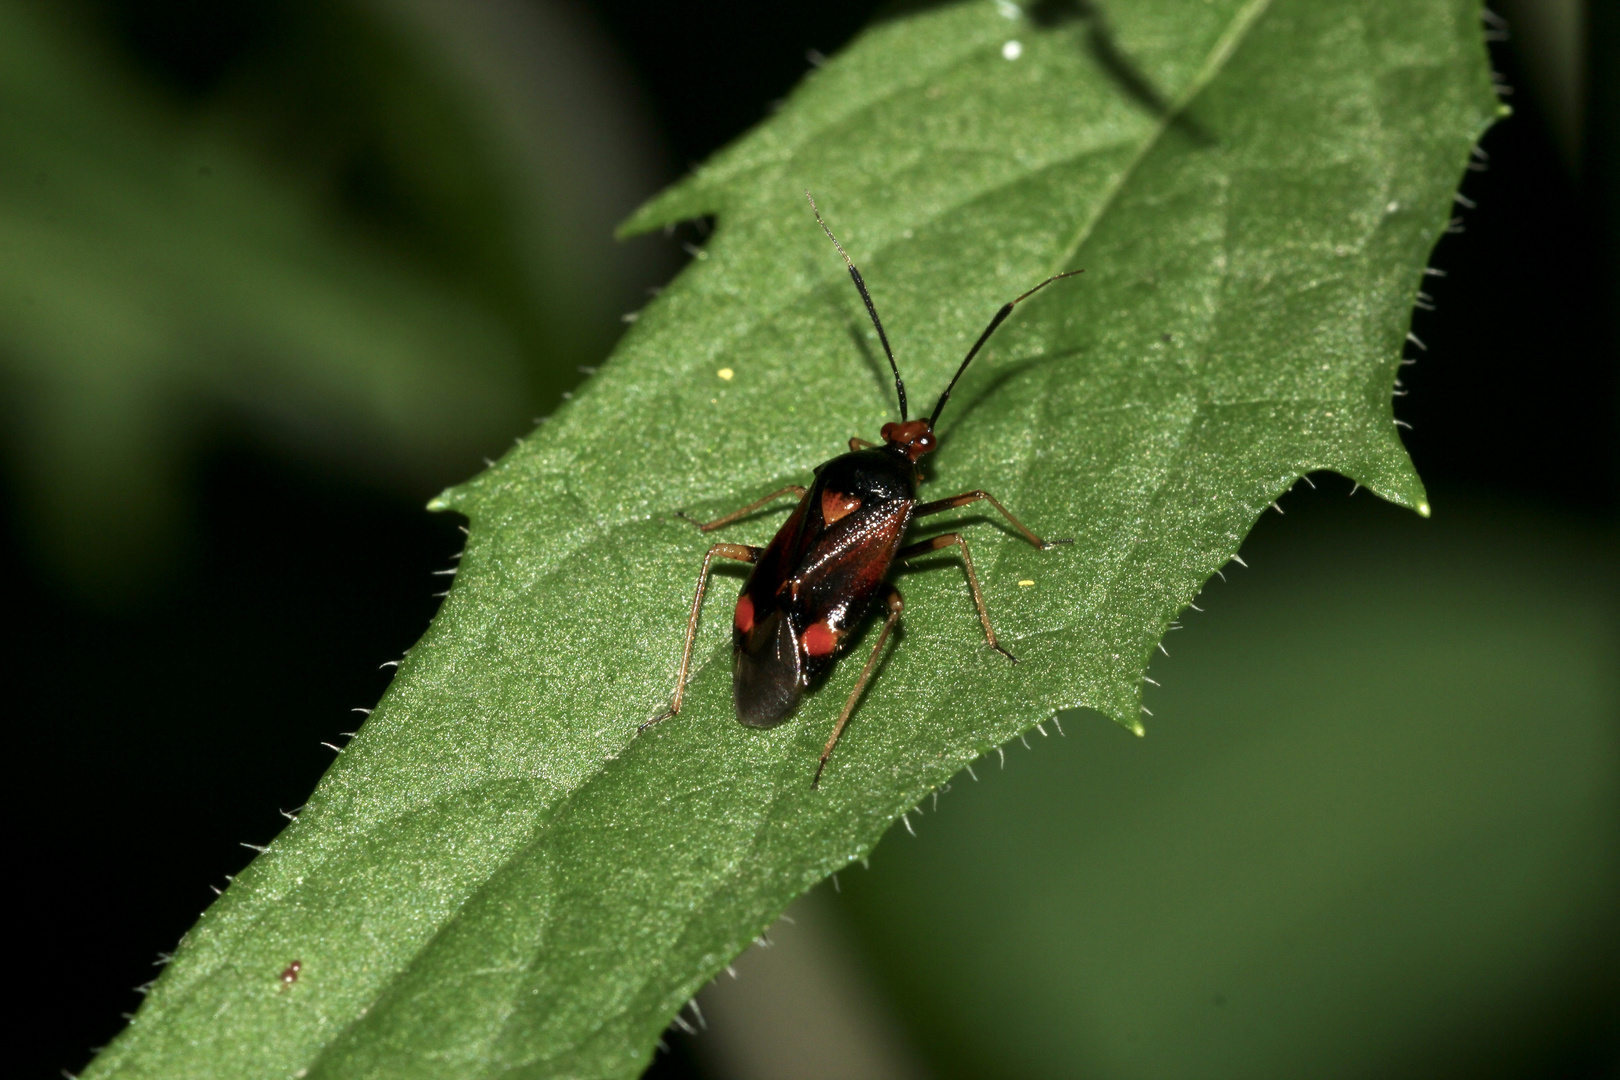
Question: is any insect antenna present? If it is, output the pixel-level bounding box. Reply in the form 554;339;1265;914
806;191;908;421
929;270;1084;426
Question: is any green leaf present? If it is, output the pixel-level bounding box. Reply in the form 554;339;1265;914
85;1;1501;1077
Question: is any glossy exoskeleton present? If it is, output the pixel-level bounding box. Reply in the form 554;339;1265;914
644;193;1080;786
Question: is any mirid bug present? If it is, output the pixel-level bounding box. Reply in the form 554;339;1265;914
644;193;1080;786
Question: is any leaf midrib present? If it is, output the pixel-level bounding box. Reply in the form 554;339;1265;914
994;0;1275;698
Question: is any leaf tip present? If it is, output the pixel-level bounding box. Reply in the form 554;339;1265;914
616;180;718;239
1417;501;1432;519
1111;711;1147;737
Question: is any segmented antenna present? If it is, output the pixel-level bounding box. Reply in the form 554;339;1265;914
930;270;1084;426
807;192;907;421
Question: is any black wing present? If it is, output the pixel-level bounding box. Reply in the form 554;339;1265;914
732;449;915;726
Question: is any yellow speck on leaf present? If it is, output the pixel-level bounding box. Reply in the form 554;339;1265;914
717;368;734;381
1017;579;1035;587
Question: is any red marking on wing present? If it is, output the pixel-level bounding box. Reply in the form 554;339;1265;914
814;506;908;596
803;621;837;657
820;489;862;524
734;594;755;634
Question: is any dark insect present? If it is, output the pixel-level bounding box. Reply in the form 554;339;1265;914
279;959;302;990
644;193;1080;786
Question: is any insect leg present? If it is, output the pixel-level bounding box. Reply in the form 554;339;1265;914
847;437;878;452
642;543;761;732
896;533;1017;662
678;487;806;533
813;586;904;788
912;490;1073;550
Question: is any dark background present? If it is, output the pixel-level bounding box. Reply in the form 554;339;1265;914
5;2;1613;1077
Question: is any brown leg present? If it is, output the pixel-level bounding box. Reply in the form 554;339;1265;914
912;490;1072;550
896;533;1017;662
813;586;903;788
641;543;761;732
678;486;806;533
848;437;878;452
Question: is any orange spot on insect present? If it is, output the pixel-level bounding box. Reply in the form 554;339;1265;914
821;489;861;524
803;621;837;657
734;594;755;634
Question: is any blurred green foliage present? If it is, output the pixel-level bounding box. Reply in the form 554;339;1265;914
837;499;1619;1079
0;0;659;597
